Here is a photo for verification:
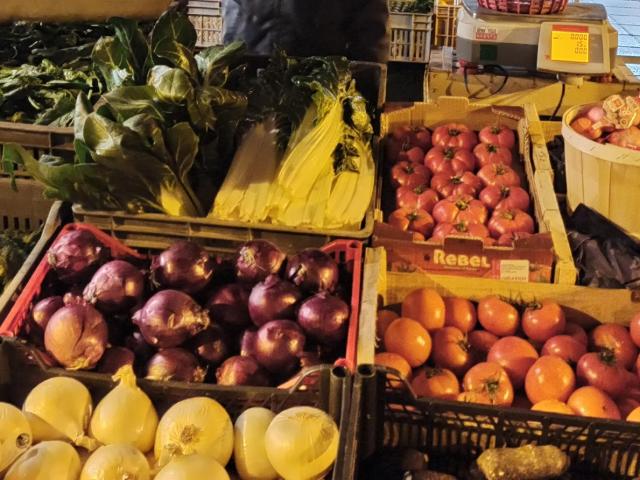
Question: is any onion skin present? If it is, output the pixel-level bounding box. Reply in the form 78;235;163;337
216;355;271;386
44;304;108;370
248;275;301;327
236;240;286;285
146;348;206;383
298;292;350;345
189;325;234;367
286;249;339;293
26;296;64;343
240;329;258;357
150;241;214;294
97;346;136;374
253;320;306;374
47;230;109;284
206;283;252;330
83;260;145;313
132;290;209;348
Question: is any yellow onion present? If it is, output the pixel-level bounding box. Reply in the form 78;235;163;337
0;403;32;474
233;408;277;480
80;443;150;480
5;440;81;480
154;397;233;468
89;365;158;452
22;377;97;450
154;454;230;480
265;406;339;480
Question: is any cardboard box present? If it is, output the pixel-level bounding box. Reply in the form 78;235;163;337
376;97;576;284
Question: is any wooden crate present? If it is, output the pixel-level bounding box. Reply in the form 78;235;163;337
377;97;577;284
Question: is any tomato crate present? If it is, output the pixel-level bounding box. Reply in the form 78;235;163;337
376;97;577;284
433;0;461;48
0;338;355;480
389;12;433;63
354;247;640;479
0;222;363;372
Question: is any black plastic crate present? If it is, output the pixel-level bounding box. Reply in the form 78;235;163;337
355;365;640;479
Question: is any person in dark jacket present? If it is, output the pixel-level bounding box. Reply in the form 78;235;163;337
222;0;389;64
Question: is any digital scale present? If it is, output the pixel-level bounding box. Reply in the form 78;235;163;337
457;0;618;77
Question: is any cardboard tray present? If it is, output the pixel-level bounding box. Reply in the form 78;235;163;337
375;96;576;284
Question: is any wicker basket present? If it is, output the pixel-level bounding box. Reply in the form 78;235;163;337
478;0;567;14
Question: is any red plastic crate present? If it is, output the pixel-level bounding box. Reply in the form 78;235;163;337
0;223;363;372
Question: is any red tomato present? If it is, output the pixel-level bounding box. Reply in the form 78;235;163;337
497;231;533;247
473;143;513;168
398;146;426;164
568;386;621;420
432;123;478;149
444;297;477;333
430;222;491;245
522;301;566;343
525;355;576;404
388;208;435;237
468;330;499;357
541;335;587;366
463;362;514;406
590;324;638;370
479;125;516;149
411;367;460;399
430;172;482;198
390;125;413;142
477;163;521;188
402;288;446;332
576;351;630;399
565;322;589;346
391;161;431;189
513;395;533;410
396;185;440;213
425;147;476;175
479;185;530;212
432;326;474;376
488;208;535;239
477;296;519;337
432;195;488;225
413;127;432;151
630;312;640;348
487;336;539;389
619;398;640;419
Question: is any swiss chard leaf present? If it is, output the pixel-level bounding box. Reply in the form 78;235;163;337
195;41;246;87
150;10;198;77
148;65;194;105
91;36;134;91
110;18;151;84
101;85;165;122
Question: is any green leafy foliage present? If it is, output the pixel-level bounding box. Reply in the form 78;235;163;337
0;228;41;289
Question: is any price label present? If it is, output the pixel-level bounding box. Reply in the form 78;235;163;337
551;25;589;63
499;260;529;282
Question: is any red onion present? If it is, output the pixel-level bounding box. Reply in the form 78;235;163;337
240;329;257;357
206;283;251;330
189;325;233;367
145;348;206;383
248;275;301;327
132;290;209;348
286;249;339;293
97;346;135;374
253;320;306;374
297;292;349;346
235;240;286;284
299;350;322;369
44;304;108;370
47;230;109;284
25;296;64;343
150;241;214;294
216;355;270;386
83;260;145;313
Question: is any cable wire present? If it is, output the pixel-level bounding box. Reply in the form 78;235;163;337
463;64;509;99
551;82;566;120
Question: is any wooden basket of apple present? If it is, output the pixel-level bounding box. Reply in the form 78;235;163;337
563;96;640;241
375;98;575;284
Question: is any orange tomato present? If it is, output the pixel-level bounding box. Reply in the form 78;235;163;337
401;288;446;332
444;297;477;332
522;301;566;343
432;327;474;376
565;322;588;346
457;391;492;405
568;386;621;420
411;367;460;400
525;355;575;405
487;336;539;390
617;397;640;419
463;361;514;406
531;399;574;416
377;309;399;340
627;406;640;422
374;352;412;382
468;330;499;357
384;317;432;367
477;296;519;337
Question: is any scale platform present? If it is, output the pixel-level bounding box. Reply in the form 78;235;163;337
457;0;618;75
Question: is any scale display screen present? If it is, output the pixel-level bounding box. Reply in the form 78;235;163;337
550;24;589;63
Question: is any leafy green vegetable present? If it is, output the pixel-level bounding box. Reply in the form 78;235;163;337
0;228;41;289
